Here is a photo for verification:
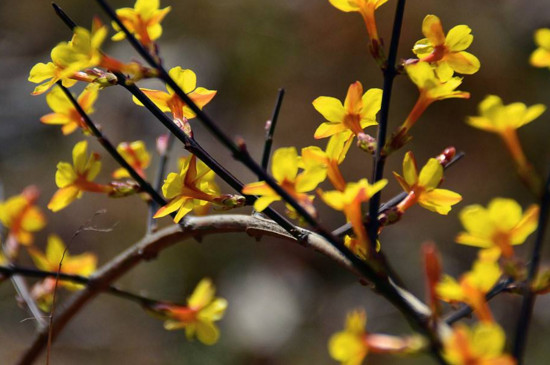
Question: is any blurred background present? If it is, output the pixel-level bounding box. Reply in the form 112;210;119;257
1;0;550;363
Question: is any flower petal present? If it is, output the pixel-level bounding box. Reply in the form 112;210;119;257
418;158;442;189
422;15;445;46
312;96;346;123
445;25;473;52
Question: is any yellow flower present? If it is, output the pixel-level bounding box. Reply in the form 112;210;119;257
28;60;79;96
436;250;501;323
48;141;112;212
154;154;221;223
112;140;152;179
329;309;369;365
242;147;326;216
320;179;387;257
28;234;97;290
443;323;516;365
467;95;546;194
112;0;171;47
467;95;546;134
329;0;389;43
301;133;352;191
49;19;108;82
530;28;550;69
40;84;99;135
400;62;470;134
393;151;462;215
313;82;381;145
0;186;46;245
152;278;228;345
329;309;425;364
28;234;97;310
456;198;539;259
133;67;216;131
413;15;480;81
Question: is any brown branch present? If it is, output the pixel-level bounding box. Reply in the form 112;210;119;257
18;214;450;364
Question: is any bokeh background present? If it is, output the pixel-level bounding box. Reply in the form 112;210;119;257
1;0;550;363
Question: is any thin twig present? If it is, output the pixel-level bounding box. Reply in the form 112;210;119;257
261;89;285;170
18;213;452;364
0;265;162;307
366;0;407;250
512;168;550;363
56;83;166;207
148;134;175;234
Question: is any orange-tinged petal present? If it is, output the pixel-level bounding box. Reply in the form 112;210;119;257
133;89;172;112
189;87;217;109
344;81;363;115
241;181;276;196
40;113;72;126
422;15;445;46
153;196;186;219
78;83;100;112
48;186;81;212
393;172;410;192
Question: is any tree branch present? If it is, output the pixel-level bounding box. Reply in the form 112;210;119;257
366;0;407;250
17;213;451;364
513;168;550;363
261;89;285;170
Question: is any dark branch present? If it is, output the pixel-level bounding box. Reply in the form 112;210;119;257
366;0;407;251
513;167;550;362
0;264;162;307
261;89;285;170
148;134;175;234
